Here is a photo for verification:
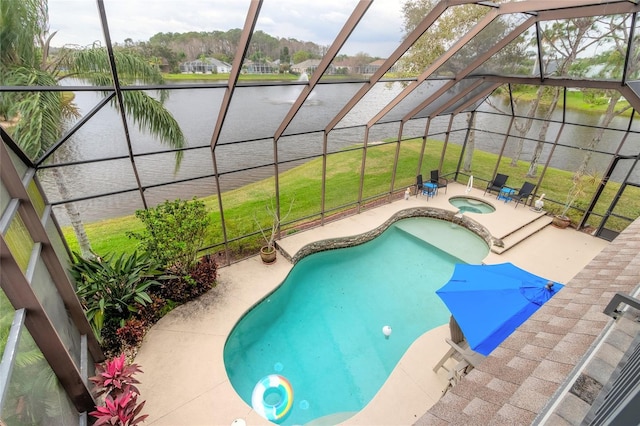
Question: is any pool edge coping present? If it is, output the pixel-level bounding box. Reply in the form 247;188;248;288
283;207;499;264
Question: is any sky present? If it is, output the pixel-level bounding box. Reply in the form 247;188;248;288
47;0;406;58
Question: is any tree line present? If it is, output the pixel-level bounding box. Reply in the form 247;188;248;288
401;0;638;179
119;29;332;74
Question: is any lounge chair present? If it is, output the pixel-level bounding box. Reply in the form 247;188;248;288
415;174;424;198
430;170;448;194
434;334;486;395
512;181;536;208
433;316;485;374
484;173;509;196
444;338;486;368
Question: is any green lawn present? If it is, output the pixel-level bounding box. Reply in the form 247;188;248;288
163;72;299;82
162;72;396;82
506;86;634;117
62;138;639;259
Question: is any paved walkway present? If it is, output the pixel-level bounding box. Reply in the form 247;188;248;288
134;183;608;425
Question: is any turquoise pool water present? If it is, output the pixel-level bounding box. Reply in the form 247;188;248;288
449;196;496;214
223;217;489;425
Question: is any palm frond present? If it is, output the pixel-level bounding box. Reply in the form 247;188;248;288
62;50;184;156
120;90;185;171
64;47;164;85
0;0;46;67
1;67;64;159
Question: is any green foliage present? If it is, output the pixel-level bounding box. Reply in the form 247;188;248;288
128;198;209;274
399;1;490;76
71;251;166;342
61;128;639;260
157;299;179;318
153;254;218;304
582;89;608;105
1;0;187;259
292;50;312;64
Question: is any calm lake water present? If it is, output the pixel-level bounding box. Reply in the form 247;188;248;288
42;80;637;224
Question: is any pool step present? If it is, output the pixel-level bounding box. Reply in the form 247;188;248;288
491;213;553;255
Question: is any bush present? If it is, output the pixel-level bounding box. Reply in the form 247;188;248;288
74;249;218;356
89;354;148;425
71;251;168;343
128;198;209;275
188;253;218;289
134;294;167;325
153;254;218;303
116;319;147;349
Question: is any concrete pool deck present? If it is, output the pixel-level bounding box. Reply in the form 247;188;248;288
134;183;609;425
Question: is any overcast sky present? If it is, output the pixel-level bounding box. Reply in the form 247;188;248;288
48;0;406;58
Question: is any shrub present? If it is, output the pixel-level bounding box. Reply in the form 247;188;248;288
90;354;142;398
116;319;147;349
100;318;125;358
188;254;218;289
153;254;217;303
128;198;209;275
133;293;167;324
90;391;147;426
71;251;167;342
89;354;147;425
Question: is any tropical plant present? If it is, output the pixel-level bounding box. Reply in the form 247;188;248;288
71;251;167;341
128;198;209;275
154;254;217;303
89;354;148;425
0;0;186;258
89;353;142;398
90;391;148;426
116;318;147;348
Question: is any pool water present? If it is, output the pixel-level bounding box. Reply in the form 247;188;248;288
223;217;489;425
449;196;496;214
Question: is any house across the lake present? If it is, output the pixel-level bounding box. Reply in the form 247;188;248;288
180;57;232;74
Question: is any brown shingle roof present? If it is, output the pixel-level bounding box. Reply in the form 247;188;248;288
419;218;640;425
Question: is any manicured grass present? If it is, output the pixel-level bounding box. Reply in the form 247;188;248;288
507;86;633;117
162;72;396;82
163;73;300;82
63;138;638;257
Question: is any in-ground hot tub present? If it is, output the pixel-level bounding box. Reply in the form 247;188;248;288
449;196;496;214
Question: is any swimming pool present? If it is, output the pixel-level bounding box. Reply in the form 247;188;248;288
449;196;496;214
223;217;489;425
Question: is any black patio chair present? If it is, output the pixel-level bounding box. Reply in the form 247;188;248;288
415;174;424;198
484;173;509;196
512;182;536;208
430;169;448;194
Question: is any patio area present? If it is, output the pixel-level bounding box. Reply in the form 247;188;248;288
133;183;609;425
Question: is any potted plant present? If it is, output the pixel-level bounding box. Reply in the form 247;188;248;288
255;197;294;264
552;170;599;229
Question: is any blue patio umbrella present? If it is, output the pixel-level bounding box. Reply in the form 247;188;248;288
436;262;564;356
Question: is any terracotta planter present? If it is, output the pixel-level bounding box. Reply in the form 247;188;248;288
552;215;571;229
260;246;277;264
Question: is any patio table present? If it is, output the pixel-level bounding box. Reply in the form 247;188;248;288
498;187;515;203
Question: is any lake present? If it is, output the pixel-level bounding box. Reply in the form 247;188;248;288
42;79;637;224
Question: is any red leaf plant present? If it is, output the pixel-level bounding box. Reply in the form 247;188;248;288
89;354;147;425
89;387;148;426
90;354;143;398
